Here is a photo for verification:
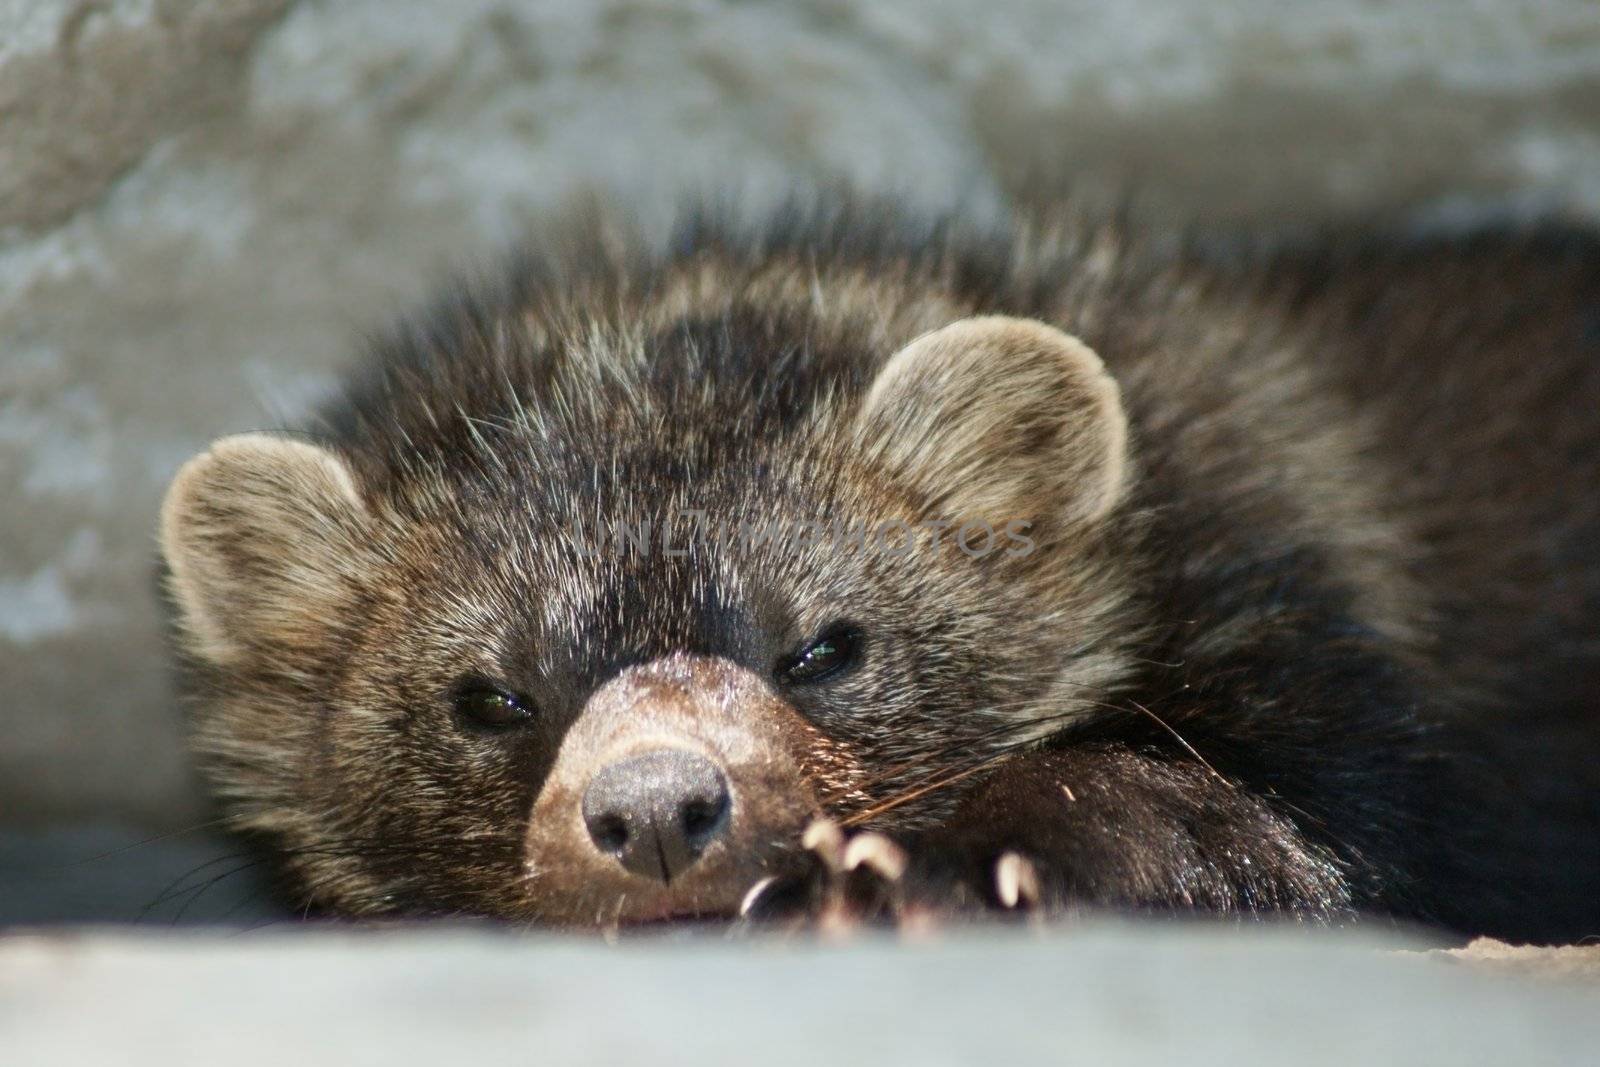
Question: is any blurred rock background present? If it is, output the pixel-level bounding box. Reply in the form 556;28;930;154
3;0;1600;921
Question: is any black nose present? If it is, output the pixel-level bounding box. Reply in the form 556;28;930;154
581;750;733;883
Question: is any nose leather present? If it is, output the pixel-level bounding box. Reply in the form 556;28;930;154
580;749;733;883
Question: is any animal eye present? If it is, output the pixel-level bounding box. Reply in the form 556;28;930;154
454;682;534;728
778;625;862;686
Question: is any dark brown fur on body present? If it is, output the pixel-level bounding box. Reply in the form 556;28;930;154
160;202;1600;940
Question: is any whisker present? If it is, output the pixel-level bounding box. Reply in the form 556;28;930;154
135;856;268;925
56;816;236;869
818;692;1137;808
840;754;1011;827
815;654;1219;824
139;852;259;918
170;859;271;926
1126;699;1226;782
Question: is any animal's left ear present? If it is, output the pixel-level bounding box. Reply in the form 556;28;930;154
855;315;1128;533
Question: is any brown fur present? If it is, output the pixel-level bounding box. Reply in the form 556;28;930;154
159;202;1600;937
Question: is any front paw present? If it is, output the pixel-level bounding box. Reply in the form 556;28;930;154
739;819;1044;936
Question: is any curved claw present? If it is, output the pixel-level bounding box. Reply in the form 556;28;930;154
842;832;909;883
994;851;1041;909
801;818;847;873
739;875;783;918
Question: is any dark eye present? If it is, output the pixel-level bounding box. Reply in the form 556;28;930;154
454;682;534;728
778;625;862;686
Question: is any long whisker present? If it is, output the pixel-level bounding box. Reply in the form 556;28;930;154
56;817;235;869
1125;698;1227;782
817;691;1135;808
170;859;272;925
136;855;270;924
839;754;1011;827
819;663;1217;822
139;852;259;918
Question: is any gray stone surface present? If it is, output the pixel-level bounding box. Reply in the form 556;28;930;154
4;0;1600;839
0;0;293;233
2;925;1597;1065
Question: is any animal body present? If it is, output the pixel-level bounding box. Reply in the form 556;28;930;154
159;202;1600;940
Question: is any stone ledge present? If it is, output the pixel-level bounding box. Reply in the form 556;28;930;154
1;926;1595;1065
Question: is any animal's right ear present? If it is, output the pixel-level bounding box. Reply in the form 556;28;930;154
159;433;371;667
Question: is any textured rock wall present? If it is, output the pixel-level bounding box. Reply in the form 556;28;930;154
4;0;1600;829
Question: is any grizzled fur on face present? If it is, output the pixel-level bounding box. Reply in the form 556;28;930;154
160;215;1135;922
161;203;1600;939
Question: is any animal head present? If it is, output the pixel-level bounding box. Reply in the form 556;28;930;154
160;311;1136;924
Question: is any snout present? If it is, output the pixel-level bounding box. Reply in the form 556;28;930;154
581;749;732;883
520;653;865;926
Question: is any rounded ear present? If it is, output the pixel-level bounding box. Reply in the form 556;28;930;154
855;316;1129;534
159;433;371;667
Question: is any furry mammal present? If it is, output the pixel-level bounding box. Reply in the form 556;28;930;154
159;203;1600;940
